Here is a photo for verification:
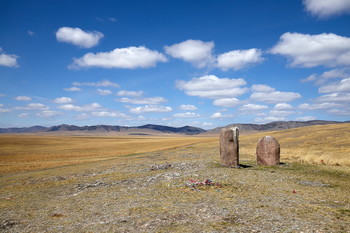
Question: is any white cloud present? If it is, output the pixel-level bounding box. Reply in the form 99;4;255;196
178;104;198;111
274;103;293;110
295;116;317;121
16;103;49;111
251;84;275;92
239;104;268;112
269;110;294;117
15;96;32;101
328;108;350;116
58;103;104;111
70;46;167;69
303;0;350;18
53;97;73;104
176;75;248;99
73;79;120;88
270;32;350;68
129;105;172;114
316;93;350;103
118;97;167;105
36;111;61;118
250;88;301;104
117;90;144;97
0;93;5;97
0;104;10;113
213;98;240;107
302;68;349;84
97;89;112;95
18;113;29;118
64;87;81;92
91;111;127;118
318;78;350;93
164;39;214;68
217;48;264;71
255;116;287;123
0;52;19;67
173;112;200;118
210;112;233;119
298;102;343;110
56;27;104;48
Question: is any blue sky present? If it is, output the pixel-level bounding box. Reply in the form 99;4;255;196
1;0;350;129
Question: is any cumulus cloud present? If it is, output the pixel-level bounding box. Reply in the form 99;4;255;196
129;105;172;114
217;48;264;71
0;50;19;67
239;104;269;112
53;97;73;104
296;116;317;121
70;46;167;69
91;111;127;118
16;103;49;111
97;89;112;95
270;32;350;68
164;39;214;68
56;27;104;48
173;112;200;118
255;116;287;123
318;78;350;93
176;75;248;99
15;96;32;101
0;104;11;113
251;84;275;92
269;110;294;117
250;84;301;104
178;104;198;111
274;103;293;110
316;93;350;104
210;112;232;119
302;68;350;84
58;103;104;111
36;111;62;118
118;97;167;105
117;90;144;97
213;98;240;107
64;87;81;92
73;79;120;88
298;102;343;110
303;0;350;18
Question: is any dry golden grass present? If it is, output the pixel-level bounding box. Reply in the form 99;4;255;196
240;123;350;166
0;135;216;175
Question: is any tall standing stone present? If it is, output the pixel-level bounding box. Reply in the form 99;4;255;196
220;127;239;167
256;136;280;165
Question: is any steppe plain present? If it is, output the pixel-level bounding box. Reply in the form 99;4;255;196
1;123;350;232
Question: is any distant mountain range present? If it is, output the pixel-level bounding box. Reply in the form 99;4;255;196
0;124;206;135
0;120;348;135
206;120;349;134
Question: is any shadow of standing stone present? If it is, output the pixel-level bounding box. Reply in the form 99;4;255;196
256;136;280;166
220;127;239;167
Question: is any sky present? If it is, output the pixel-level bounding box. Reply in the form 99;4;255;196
1;0;350;129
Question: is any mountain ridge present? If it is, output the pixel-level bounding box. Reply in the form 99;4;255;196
0;120;347;135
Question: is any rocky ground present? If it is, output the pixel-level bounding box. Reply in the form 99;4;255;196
1;142;350;232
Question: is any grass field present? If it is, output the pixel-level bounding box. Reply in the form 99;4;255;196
1;123;350;176
0;124;349;232
0;135;216;175
239;123;350;166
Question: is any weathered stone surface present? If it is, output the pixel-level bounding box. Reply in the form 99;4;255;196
220;127;239;167
256;136;280;165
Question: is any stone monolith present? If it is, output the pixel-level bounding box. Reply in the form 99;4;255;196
256;136;280;165
220;127;239;167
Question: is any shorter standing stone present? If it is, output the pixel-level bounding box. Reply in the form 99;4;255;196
256;136;280;166
220;127;239;167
